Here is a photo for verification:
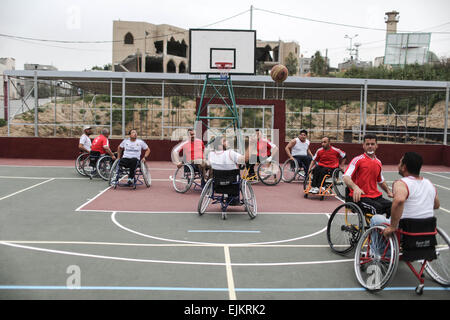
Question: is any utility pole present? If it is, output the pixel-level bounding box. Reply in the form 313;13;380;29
250;5;253;30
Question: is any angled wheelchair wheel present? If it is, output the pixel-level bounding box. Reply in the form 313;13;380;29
354;225;400;292
173;164;194;193
425;227;450;286
197;178;213;215
332;169;346;201
257;161;282;186
241;179;257;219
281;158;298;183
327;202;364;254
108;159;120;187
75;153;89;176
82;156;97;178
140;161;151;187
96;156;114;181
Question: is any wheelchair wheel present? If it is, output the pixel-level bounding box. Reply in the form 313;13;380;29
197;178;213;215
241;179;257;219
173;164;194;193
281;158;298;183
332;169;346;200
96;156;114;181
425;227;450;286
354;225;400;292
140;161;151;187
327;202;364;254
257;161;282;186
75;153;89;176
82;155;97;177
108;159;120;187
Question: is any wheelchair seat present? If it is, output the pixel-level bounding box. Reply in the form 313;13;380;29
399;217;437;262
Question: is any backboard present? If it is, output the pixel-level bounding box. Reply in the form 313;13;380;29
189;29;256;75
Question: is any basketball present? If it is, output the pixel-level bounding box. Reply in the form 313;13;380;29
270;64;288;83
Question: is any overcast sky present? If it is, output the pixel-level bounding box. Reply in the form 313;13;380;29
0;0;449;71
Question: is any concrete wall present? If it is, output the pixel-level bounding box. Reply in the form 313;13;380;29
1;138;448;166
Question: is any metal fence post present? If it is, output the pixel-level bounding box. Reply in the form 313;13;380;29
34;71;38;137
363;80;368;137
444;84;449;145
110;80;113;135
122;74;126;138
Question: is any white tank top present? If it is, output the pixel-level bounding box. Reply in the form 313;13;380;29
398;176;436;219
291;138;310;156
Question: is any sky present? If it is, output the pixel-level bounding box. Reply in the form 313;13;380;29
0;0;449;71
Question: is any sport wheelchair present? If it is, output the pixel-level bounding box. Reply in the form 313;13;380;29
108;158;151;189
242;159;282;186
75;152;89;176
281;158;306;183
83;152;116;181
197;169;257;220
354;217;450;294
327;198;375;255
303;167;344;200
171;163;207;193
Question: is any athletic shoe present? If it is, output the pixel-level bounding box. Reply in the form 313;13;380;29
310;187;319;194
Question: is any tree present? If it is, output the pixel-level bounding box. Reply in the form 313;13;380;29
91;63;112;71
310;51;327;76
285;52;299;76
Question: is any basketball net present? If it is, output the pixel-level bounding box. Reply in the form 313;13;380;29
215;62;232;80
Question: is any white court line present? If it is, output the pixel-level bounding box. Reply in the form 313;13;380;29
77;208;333;215
424;172;450;180
0;176;86;180
223;246;237;300
0;178;54;201
75;186;112;212
434;183;450;191
0;241;353;267
0;240;337;248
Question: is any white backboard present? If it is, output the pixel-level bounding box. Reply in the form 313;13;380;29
189;29;256;75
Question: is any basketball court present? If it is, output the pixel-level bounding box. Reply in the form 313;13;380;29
0;158;449;302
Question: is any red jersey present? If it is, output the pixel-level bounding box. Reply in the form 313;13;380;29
91;135;109;154
257;138;276;157
173;139;205;162
344;153;385;199
313;146;345;168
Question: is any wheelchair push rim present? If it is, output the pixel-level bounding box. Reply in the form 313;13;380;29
257;160;282;186
172;164;194;193
424;227;450;286
75;153;90;176
141;161;151;187
197;178;213;215
281;158;298;183
332;169;346;201
354;225;400;292
96;155;114;181
241;179;257;219
327;202;364;254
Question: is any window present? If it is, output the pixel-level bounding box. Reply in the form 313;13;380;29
124;32;134;45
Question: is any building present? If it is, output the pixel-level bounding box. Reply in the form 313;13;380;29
299;55;312;76
1;58;19;99
112;20;188;73
113;20;302;75
23;63;58;98
338;58;372;72
255;40;301;75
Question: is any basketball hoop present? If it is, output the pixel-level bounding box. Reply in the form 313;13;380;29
215;62;232;80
